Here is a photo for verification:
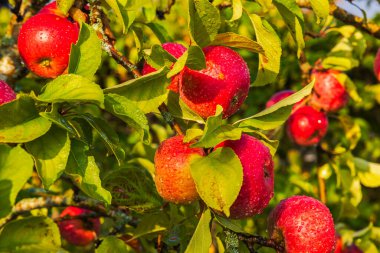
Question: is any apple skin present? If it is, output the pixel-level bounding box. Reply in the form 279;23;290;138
215;134;274;219
334;234;343;253
154;135;205;204
0;80;16;105
268;195;336;253
142;42;187;92
265;90;294;108
18;13;79;78
310;69;349;112
179;46;250;119
287;105;328;146
39;1;66;17
374;49;380;81
57;206;100;246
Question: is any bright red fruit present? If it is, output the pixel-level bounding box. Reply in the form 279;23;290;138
0;80;16;105
215;134;274;219
265;90;295;108
142;42;187;92
268;195;336;253
334;234;343;253
58;206;100;246
287;106;328;146
18;14;79;78
310;70;349;112
39;1;66;17
179;46;250;119
154;135;205;204
374;49;380;81
343;244;363;253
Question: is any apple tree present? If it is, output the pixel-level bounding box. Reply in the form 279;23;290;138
0;0;380;252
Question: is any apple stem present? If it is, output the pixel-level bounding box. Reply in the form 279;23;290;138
158;103;184;136
237;233;285;252
297;1;380;39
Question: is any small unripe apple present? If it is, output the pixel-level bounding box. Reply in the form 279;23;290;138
39;1;66;17
310;69;349;112
142;42;187;92
179;46;250;119
287;105;328;146
0;80;16;105
57;206;100;246
18;13;79;78
215;134;274;219
265;90;295;108
374;49;380;81
154;135;205;204
268;195;336;253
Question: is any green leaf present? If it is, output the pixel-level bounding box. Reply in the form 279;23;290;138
39;104;76;135
0;216;61;252
105;94;150;143
229;0;242;21
309;0;329;23
335;72;362;102
96;236;133;253
38;74;104;108
25;125;71;189
188;0;221;47
146;23;172;43
191;106;242;148
214;215;247;234
167;45;206;78
104;67;170;113
144;44;177;70
66;140;112;204
57;0;74;15
0;145;33;218
166;92;205;124
354;157;380;188
104;0;136;33
190;147;243;216
236;80;314;129
74;113;125;165
250;14;281;86
69;23;102;78
0;95;52;143
210;32;264;54
273;0;304;57
184;209;212;253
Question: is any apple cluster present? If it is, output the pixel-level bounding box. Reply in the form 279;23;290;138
17;1;79;78
266;68;349;146
149;43;337;252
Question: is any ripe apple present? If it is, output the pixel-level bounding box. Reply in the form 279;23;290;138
142;42;186;92
215;134;274;219
310;69;349;112
268;195;336;253
18;13;79;78
179;46;250;119
0;80;16;105
286;105;328;146
39;1;66;17
335;234;343;253
374;49;380;81
265;90;295;108
57;206;100;246
154;135;205;204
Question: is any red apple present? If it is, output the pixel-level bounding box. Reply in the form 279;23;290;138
154;135;205;204
268;195;336;253
57;206;100;246
343;244;363;253
265;90;295;108
215;134;274;219
0;80;16;105
142;42;187;92
335;234;343;253
374;48;380;81
39;1;66;17
286;105;328;146
179;46;250;119
310;69;349;112
18;13;79;78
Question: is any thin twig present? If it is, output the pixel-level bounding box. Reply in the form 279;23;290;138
298;2;380;39
237;233;285;252
158;103;184;136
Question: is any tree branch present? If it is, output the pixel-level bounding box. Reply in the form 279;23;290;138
298;2;380;39
237;233;285;252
